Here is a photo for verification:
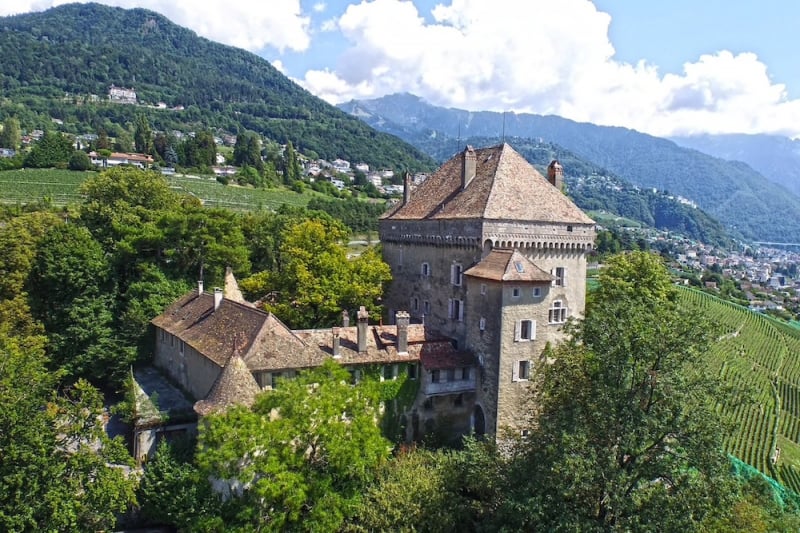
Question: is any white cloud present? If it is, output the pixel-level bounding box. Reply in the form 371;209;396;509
313;2;327;12
298;0;800;137
1;0;312;53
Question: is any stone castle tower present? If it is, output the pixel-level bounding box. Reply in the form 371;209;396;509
380;144;595;434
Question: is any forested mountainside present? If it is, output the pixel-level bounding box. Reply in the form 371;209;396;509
671;133;800;199
0;4;435;171
340;93;800;242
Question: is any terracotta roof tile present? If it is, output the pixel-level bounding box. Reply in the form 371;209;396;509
464;249;554;282
382;143;594;224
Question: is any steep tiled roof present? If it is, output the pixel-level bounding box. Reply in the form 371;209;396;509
464;249;554;282
382;143;593;224
153;291;274;366
194;353;261;416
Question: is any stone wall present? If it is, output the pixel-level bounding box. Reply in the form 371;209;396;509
153;328;221;401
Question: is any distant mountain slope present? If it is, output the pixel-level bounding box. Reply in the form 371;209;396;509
670;133;800;198
0;4;435;171
339;94;800;242
412;133;731;246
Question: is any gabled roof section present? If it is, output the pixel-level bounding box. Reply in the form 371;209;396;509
382;143;593;224
464;249;553;282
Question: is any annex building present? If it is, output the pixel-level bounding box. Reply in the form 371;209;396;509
143;144;594;459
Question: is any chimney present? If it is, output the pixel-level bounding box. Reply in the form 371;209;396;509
396;311;410;355
332;327;341;358
197;280;204;295
342;310;350;328
547;160;563;191
357;305;369;353
462;145;476;189
403;171;412;205
213;287;223;311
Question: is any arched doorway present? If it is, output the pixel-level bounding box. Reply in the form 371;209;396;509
473;405;485;436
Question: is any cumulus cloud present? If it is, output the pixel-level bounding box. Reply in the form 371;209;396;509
298;0;800;137
0;0;312;53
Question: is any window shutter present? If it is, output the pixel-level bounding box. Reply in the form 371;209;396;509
448;298;453;318
551;268;556;287
450;265;456;285
512;360;519;381
562;267;567;287
458;300;464;321
514;320;521;341
531;320;537;340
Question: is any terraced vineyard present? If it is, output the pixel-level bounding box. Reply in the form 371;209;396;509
0;168;314;210
681;288;800;492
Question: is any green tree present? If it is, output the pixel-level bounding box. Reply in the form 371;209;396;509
499;251;734;531
248;217;390;328
281;140;301;184
68;149;92;170
27;222;132;386
0;116;21;149
233;130;263;170
0;332;136;531
133;114;153;154
137;440;222;531
197;359;390;531
24;130;74;168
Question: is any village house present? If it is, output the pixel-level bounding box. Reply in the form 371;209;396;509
108;84;137;104
88;151;154;169
144;144;594;458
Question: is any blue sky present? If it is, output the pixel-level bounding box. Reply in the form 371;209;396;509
5;0;800;138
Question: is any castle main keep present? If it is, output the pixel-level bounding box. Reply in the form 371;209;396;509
380;143;595;434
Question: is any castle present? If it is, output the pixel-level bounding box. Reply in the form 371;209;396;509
141;144;594;458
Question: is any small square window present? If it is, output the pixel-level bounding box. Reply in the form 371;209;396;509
411;297;419;311
421;262;430;277
408;364;417;380
521;429;530;438
461;367;470;380
533;287;541;298
431;369;441;383
480;283;487;295
423;301;431;315
512;287;521;298
567;225;573;232
479;317;486;331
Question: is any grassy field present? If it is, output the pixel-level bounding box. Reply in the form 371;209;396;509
0;168;316;211
681;287;800;493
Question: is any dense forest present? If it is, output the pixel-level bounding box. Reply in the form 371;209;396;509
341;93;800;243
0;4;435;172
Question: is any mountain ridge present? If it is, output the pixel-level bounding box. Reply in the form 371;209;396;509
339;94;800;242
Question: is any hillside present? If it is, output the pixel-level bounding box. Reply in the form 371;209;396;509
340;93;800;242
0;4;435;172
681;288;800;495
671;133;800;199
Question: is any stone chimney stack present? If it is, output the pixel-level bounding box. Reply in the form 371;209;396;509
214;287;223;311
357;306;369;353
342;310;350;328
547;160;563;191
403;171;412;205
462;145;476;189
332;327;341;358
395;311;410;355
197;280;204;295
